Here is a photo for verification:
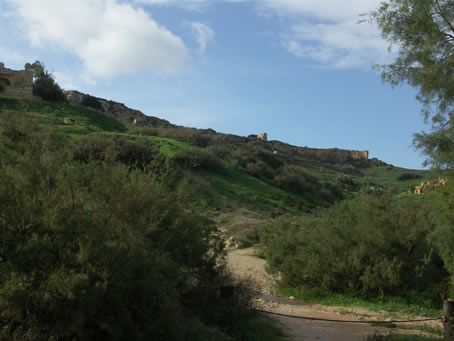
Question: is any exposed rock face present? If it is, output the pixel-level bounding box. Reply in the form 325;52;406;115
414;177;449;195
63;117;77;125
64;90;174;128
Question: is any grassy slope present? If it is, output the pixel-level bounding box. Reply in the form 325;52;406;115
363;166;444;193
0;97;441;218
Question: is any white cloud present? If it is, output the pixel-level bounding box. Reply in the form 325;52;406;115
133;0;208;11
0;45;34;69
191;22;215;52
259;0;392;69
9;0;188;77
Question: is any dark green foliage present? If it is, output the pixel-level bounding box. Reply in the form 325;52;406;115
72;135;166;172
370;0;454;168
274;165;317;194
24;61;45;78
81;94;104;111
0;114;251;340
0;84;4;92
174;147;225;172
25;60;64;102
429;181;454;297
397;173;422;181
32;71;64;102
261;194;449;301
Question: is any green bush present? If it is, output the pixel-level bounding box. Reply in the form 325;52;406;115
174;147;224;172
274;166;317;194
397;173;422;181
429;181;454;297
81;94;104;111
0;115;241;340
261;194;449;301
33;71;64;102
72;135;166;172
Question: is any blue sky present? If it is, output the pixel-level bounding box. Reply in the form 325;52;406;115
0;0;430;169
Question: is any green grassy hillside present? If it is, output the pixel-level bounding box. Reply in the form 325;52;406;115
0;97;443;238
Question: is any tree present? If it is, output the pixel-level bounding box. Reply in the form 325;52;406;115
370;0;454;168
24;61;45;78
24;61;64;102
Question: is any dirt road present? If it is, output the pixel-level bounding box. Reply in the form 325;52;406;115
227;247;441;341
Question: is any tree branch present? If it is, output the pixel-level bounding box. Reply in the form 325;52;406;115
435;0;454;36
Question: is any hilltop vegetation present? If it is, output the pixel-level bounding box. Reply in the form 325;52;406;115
0;96;444;239
0;95;446;217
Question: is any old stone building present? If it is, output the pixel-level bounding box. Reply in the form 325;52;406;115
350;150;369;161
0;62;35;99
257;132;268;141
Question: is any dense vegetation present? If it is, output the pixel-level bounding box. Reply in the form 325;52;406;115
0;113;279;340
261;191;454;306
25;61;64;102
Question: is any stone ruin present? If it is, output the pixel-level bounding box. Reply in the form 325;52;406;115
350;150;369;161
257;132;268;141
0;62;35;100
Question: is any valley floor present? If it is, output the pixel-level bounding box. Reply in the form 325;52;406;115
227;247;443;341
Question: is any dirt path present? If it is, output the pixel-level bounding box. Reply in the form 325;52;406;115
227;247;442;341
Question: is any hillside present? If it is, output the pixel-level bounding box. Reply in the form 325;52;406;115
0;96;443;241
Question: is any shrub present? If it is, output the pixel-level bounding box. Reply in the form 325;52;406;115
261;194;449;301
274;166;317;194
174;147;224;172
33;71;64;102
0;115;237;340
397;173;423;181
81;94;104;111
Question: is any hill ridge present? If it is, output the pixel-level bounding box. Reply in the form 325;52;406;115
65;90;174;128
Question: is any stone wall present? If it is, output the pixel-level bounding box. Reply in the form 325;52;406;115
0;87;36;100
0;62;35;100
257;132;268;141
350;150;369;161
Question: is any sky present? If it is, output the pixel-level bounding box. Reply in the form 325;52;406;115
0;0;431;169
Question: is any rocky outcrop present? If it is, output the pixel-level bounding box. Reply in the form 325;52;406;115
414;177;449;195
64;90;174;128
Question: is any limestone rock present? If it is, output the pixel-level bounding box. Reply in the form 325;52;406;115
64;90;174;128
63;117;77;125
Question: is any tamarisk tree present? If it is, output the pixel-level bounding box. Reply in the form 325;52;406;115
370;0;454;168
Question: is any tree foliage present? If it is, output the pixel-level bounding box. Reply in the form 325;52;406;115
370;0;454;168
261;194;449;301
25;61;64;102
0;114;237;340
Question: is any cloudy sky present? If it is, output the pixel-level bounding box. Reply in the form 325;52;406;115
0;0;428;169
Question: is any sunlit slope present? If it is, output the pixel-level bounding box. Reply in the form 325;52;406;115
0;97;441;216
